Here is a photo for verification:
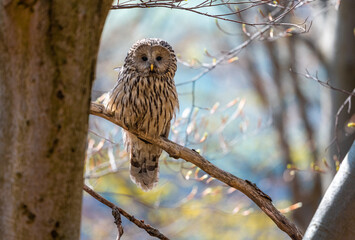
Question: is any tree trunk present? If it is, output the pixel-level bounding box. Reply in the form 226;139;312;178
303;2;355;238
0;1;111;239
303;141;355;239
331;0;355;160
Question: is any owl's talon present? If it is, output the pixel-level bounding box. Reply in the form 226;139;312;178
192;149;200;154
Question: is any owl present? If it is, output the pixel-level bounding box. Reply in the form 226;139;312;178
104;38;179;191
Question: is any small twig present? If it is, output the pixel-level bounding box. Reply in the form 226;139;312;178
175;0;307;87
88;129;118;144
291;69;355;97
184;81;196;146
112;207;124;240
83;184;169;240
111;0;307;30
291;69;355;158
176;24;271;87
291;66;355;154
90;102;304;240
334;89;355;157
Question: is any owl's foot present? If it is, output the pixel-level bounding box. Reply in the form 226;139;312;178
137;136;152;145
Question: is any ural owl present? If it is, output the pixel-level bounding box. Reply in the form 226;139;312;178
104;38;179;191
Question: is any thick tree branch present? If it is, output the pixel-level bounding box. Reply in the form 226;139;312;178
90;102;303;240
83;184;169;240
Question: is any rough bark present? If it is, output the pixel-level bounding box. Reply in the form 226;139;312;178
0;1;111;239
303;141;355;239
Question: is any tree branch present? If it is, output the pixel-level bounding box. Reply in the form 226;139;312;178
89;102;304;240
83;184;169;240
111;0;307;30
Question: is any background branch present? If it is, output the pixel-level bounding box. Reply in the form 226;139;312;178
111;0;305;28
83;184;169;240
90;102;304;240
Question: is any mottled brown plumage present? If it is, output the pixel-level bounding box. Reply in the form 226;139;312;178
104;38;179;191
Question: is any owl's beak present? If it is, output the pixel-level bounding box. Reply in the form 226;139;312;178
150;64;154;71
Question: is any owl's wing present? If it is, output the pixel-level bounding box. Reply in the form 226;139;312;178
103;68;125;113
162;122;171;138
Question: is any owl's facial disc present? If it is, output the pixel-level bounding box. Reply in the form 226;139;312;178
133;45;171;76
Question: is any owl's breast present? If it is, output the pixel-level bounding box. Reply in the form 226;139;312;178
128;76;178;136
105;74;178;136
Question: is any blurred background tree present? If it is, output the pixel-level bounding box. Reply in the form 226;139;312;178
82;0;354;239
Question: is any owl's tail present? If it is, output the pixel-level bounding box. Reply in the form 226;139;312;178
128;136;162;191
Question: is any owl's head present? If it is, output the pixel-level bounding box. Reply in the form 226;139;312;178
125;38;177;77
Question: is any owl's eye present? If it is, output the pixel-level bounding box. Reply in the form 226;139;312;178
142;56;148;61
156;56;162;61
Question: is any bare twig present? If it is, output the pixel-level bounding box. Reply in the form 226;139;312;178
171;1;307;148
88;129;118;144
291;69;355;157
176;24;271;87
176;0;307;87
90;102;304;240
184;81;196;146
291;69;355;97
291;69;355;158
83;184;169;240
334;89;355;157
111;0;306;27
112;207;124;240
84;166;123;179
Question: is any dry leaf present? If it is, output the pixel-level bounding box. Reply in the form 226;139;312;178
210;102;220;114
